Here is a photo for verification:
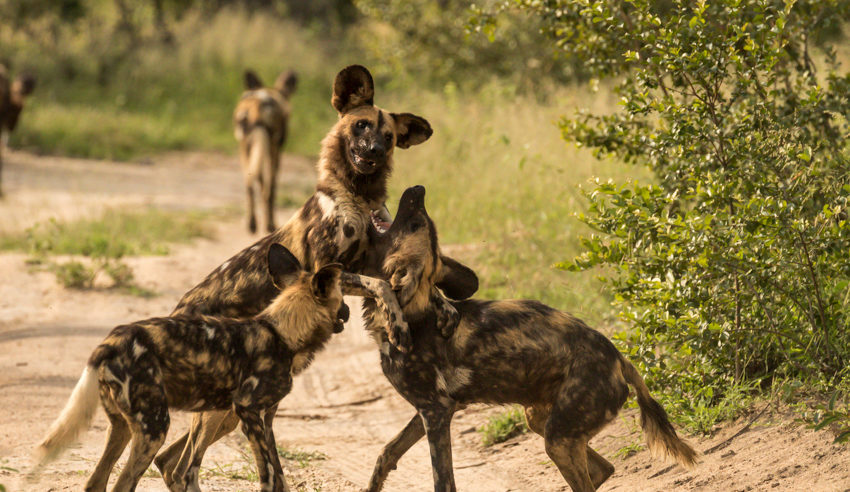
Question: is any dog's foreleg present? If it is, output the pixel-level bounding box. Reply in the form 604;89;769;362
235;404;289;492
419;407;457;492
340;272;411;352
363;414;425;492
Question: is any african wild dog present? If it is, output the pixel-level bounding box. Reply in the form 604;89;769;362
0;64;36;196
234;69;297;233
35;244;354;492
358;186;699;492
153;65;436;491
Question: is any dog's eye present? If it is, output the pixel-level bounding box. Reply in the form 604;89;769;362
410;221;422;232
356;120;369;129
384;133;393;144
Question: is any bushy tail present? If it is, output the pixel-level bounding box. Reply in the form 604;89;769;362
33;366;100;463
246;127;272;183
621;358;699;468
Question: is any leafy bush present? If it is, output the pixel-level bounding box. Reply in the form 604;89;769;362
482;0;850;432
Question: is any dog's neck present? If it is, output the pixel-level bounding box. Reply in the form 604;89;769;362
258;288;333;355
316;130;390;206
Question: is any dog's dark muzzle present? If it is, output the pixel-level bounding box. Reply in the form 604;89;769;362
334;301;350;333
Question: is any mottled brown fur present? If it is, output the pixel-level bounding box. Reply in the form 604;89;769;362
0;64;35;196
360;186;698;492
155;65;433;490
35;245;348;492
234;69;297;233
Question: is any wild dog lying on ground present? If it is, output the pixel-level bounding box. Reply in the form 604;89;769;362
153;65;437;491
234;69;297;233
35;244;355;492
358;186;699;492
0;64;36;196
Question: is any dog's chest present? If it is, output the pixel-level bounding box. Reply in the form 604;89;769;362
314;192;371;265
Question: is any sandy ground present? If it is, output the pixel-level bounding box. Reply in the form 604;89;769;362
0;149;849;492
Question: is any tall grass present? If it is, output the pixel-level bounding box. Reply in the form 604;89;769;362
386;85;642;325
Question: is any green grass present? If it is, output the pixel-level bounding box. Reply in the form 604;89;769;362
0;208;212;258
276;445;328;468
1;208;212;295
478;406;529;446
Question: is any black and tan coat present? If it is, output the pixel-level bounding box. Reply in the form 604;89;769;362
234;69;297;233
0;64;35;196
35;244;350;492
154;65;434;491
359;186;699;492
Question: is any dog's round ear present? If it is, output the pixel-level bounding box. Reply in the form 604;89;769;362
275;70;298;99
244;70;263;90
312;263;343;299
436;256;478;300
268;243;302;289
390;113;433;149
332;65;374;114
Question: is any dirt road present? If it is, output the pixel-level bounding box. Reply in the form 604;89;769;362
1;150;848;491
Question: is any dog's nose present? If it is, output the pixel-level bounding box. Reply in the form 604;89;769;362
337;302;350;322
367;142;384;158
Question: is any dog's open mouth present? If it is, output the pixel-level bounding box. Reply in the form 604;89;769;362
371;210;391;234
349;148;377;173
334;301;350;334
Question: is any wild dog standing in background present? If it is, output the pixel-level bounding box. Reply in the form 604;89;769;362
154;65;440;491
234;69;298;233
359;186;698;492
0;64;36;196
34;244;354;492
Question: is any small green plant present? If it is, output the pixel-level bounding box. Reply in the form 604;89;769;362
201;462;258;482
276;445;328;468
52;260;97;289
478;406;529;446
613;442;644;460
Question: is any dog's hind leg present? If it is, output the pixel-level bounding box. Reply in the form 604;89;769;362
363;413;425;492
111;398;170;491
525;404;613;488
84;397;130;492
586;446;615;488
544;436;595;492
169;409;239;492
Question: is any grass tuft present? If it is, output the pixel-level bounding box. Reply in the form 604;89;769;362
0;208;212;258
276;445;328;468
478;406;529;446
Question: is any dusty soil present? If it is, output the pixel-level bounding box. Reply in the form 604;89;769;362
1;149;849;492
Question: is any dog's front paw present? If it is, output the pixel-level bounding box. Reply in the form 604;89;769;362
432;291;460;338
388;319;412;353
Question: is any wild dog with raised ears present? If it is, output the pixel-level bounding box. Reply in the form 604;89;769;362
358;186;699;492
0;64;36;196
34;244;353;492
234;68;297;233
153;65;436;491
